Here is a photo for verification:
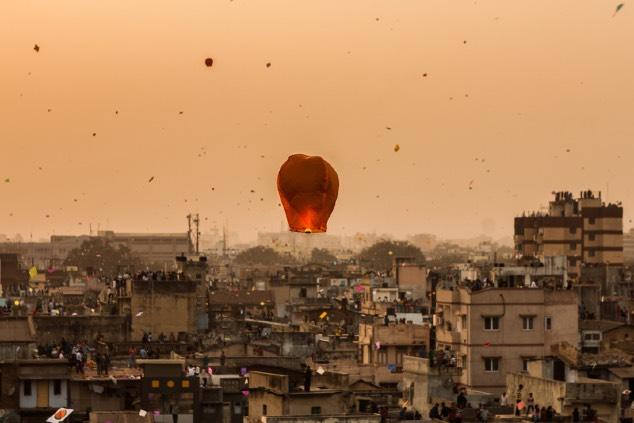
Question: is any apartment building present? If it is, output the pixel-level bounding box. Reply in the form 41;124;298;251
435;286;579;394
514;190;623;280
358;320;430;385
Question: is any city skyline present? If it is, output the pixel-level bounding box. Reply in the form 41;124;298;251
2;1;633;242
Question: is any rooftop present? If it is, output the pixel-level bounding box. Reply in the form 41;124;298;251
71;366;142;382
209;290;274;305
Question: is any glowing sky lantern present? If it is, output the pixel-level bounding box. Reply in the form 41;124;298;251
277;154;339;233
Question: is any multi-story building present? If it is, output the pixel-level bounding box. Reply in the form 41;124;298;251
394;259;428;301
435;286;579;394
514;190;623;280
0;231;190;269
0;237;90;270
247;371;351;423
0;253;27;295
358;320;430;385
99;231;190;267
130;277;200;340
624;228;634;263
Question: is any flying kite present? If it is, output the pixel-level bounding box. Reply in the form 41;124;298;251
205;57;214;67
47;408;73;422
614;3;625;16
277;154;339;233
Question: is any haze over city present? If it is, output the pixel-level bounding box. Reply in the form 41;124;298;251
2;1;634;243
4;1;634;422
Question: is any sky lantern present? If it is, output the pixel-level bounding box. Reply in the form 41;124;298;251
277;154;339;233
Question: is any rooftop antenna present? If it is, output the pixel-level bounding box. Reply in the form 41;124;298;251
193;213;200;255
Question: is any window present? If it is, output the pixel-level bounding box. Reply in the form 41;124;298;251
589;217;596;224
53;380;62;395
589;250;596;257
545;316;552;331
378;350;387;365
460;315;467;331
569;227;577;234
299;287;307;298
396;350;404;366
484;316;500;331
311;407;322;415
484;357;500;372
233;403;242;415
522;358;529;372
522;316;534;330
23;380;32;396
589;234;596;241
569;258;577;267
569;243;577;251
262;405;267;416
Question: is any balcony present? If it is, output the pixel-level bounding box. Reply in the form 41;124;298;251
436;328;461;345
436;289;461;304
373;323;428;345
403;355;462;377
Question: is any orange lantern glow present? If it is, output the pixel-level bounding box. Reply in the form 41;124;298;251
277;154;339;233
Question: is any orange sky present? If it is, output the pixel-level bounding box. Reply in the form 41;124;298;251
1;1;633;242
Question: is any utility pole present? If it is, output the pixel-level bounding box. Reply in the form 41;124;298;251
187;214;193;254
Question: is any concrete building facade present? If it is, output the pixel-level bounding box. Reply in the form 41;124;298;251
514;191;623;280
435;287;579;394
130;279;199;340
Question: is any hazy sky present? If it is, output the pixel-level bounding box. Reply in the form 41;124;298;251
1;1;633;243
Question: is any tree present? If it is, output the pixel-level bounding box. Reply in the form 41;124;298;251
310;248;337;265
234;246;295;266
64;238;140;276
357;240;425;271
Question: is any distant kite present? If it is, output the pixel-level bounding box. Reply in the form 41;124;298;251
277;154;339;233
148;176;155;183
394;144;400;152
205;57;213;67
614;3;625;16
33;44;40;52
